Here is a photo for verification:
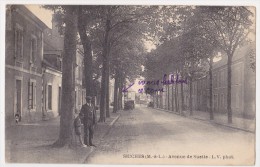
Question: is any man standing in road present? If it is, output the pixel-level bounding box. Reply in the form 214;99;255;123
80;96;96;147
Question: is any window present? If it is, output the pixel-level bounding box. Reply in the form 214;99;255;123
15;24;23;59
30;35;37;63
220;94;224;109
57;57;62;71
47;85;52;110
28;80;36;110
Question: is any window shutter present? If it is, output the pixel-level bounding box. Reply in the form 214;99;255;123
31;82;34;109
34;83;36;109
28;81;34;109
28;81;31;109
14;30;17;58
21;31;24;59
30;39;32;63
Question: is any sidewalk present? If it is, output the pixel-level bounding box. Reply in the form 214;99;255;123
152;107;255;133
5;110;120;163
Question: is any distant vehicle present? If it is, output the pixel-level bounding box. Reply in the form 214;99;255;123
124;100;135;110
147;102;154;108
124;91;135;110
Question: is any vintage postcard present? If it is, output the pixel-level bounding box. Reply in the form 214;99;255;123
3;1;258;166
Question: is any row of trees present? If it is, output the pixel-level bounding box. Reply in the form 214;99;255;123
144;6;254;123
43;5;254;147
44;5;177;147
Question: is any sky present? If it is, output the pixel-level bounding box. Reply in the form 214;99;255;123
26;5;53;28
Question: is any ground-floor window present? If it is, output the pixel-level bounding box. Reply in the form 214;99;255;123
47;84;52;110
28;79;36;110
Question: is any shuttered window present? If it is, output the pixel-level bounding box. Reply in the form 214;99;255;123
47;85;52;110
28;80;36;110
15;24;23;59
30;36;37;63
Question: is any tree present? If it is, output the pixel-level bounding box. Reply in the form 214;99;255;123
52;6;78;147
89;6;159;120
110;31;146;112
43;5;103;147
77;6;96;99
144;6;200;113
195;7;254;123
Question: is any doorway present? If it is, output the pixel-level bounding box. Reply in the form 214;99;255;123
15;79;22;121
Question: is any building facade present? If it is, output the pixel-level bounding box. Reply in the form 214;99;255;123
42;23;63;119
75;46;86;112
154;43;255;119
5;5;48;126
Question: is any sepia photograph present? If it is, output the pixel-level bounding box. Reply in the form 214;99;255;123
3;1;258;166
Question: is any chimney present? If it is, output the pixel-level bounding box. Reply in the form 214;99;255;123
51;14;59;36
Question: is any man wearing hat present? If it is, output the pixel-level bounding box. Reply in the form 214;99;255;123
80;96;96;146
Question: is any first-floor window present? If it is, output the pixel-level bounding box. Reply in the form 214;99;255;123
28;80;36;110
15;24;24;59
47;85;52;110
30;35;37;64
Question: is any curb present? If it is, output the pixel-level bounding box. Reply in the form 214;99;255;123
109;115;120;126
105;114;120;137
82;114;121;163
150;107;254;133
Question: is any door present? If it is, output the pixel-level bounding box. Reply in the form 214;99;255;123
15;79;22;121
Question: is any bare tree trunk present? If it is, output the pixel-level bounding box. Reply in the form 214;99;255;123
54;6;77;147
118;75;123;110
99;61;107;122
113;71;119;113
160;92;162;108
174;81;178;113
99;19;111;122
156;91;159;108
180;82;184;114
209;56;214;120
167;85;170;110
78;6;93;98
180;69;184;114
172;84;174;111
189;77;193;116
106;65;110;118
227;54;232;123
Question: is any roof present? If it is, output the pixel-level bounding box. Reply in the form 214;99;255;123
43;54;62;72
44;28;64;51
12;5;48;30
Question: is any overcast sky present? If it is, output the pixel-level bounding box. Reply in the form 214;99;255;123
26;5;53;28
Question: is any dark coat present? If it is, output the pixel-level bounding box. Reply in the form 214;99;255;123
80;103;96;126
